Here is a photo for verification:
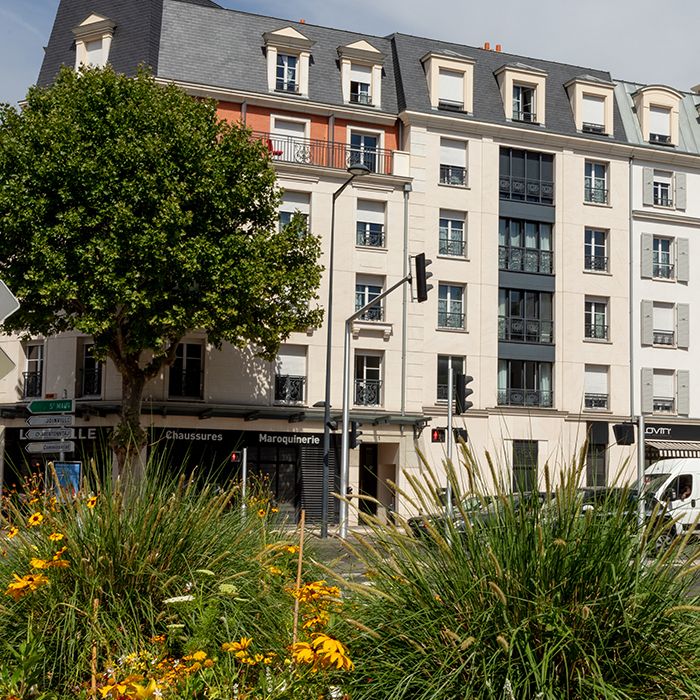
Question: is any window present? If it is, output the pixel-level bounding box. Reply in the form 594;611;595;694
356;200;385;247
439;211;466;257
438;284;465;329
586;443;607;486
498;360;553;407
581;94;606;134
649;105;671;144
355;276;384;321
436;355;465;401
168;343;203;399
499;148;554;204
651;170;673;207
79;342;102;397
279;191;310;233
512;84;536;122
584;228;608;272
269;118;308;162
438;68;464;111
653;369;675;413
652;303;675;346
498;218;553;273
584;365;609;410
584;161;608;204
652;237;673;279
439;138;467;186
354;353;382;406
585;298;609;340
350;64;372;105
349;131;379;173
512;440;538;492
498;289;553;344
276;53;298;92
72;14;115;71
274;346;306;403
23;343;44;399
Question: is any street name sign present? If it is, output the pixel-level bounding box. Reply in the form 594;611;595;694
28;399;74;414
26;415;75;427
25;428;74;441
25;441;75;454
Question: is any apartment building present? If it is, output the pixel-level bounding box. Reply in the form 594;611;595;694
2;0;699;521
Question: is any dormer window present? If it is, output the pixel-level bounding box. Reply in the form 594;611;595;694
338;41;385;109
495;63;547;125
438;69;464;111
72;14;116;70
581;94;606;133
276;53;298;93
422;52;475;114
631;85;682;147
564;75;614;136
263;27;315;98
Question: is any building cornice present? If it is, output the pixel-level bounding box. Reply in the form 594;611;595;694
632;209;700;227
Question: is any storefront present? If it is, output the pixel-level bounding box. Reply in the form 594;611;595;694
644;423;700;462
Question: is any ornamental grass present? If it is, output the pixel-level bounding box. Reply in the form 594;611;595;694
343;445;700;700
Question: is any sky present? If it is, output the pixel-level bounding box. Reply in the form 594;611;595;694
1;0;698;107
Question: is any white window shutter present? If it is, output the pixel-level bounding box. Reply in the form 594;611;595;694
676;238;690;283
276;346;306;376
438;69;464;105
641;367;654;414
582;95;605;126
649;106;671;136
640;300;653;345
439;138;466;167
677;303;690;349
675;172;687;210
349;63;371;83
642;168;654;206
640;233;653;278
280;191;310;215
357;199;385;224
677;370;690;415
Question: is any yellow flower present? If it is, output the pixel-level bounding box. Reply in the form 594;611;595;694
311;633;354;671
53;546;68;560
4;572;50;601
27;512;43;527
48;532;64;542
267;565;283;575
286;545;299;554
6;526;18;540
222;637;252;653
131;678;159;699
30;557;50;569
183;650;207;661
291;641;316;665
86;496;98;509
271;507;279;513
257;508;266;517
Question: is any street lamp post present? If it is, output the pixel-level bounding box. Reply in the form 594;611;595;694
321;164;370;539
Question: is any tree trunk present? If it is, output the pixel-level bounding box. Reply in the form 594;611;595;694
110;370;147;483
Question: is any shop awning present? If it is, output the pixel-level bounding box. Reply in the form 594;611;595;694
645;440;700;457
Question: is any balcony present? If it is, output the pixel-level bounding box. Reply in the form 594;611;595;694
499;176;554;204
255;131;394;176
585;323;609;341
498;388;553;408
168;369;203;399
439;164;467;186
438;311;464;330
653;397;675;413
439;237;466;257
438;99;464;112
585;393;609;410
357;305;384;322
584;255;608;272
356;224;385;248
22;371;42;399
513;110;537;123
653;330;675;346
79;367;102;397
652;263;674;279
582;122;606;135
498;316;553;344
354;379;382;406
584;185;608;204
274;375;305;403
653;194;673;207
275;79;299;94
649;133;672;145
499;245;553;274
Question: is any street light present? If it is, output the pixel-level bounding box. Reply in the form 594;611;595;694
321;163;370;538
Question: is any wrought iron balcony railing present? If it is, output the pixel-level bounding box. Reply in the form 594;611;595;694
649;133;672;145
584;184;608;204
582;122;606;134
439;164;467;186
498;388;553;408
275;79;299;93
438;99;464;112
350;91;373;105
585;323;609;340
438;310;465;329
356;305;384;322
356;224;385;248
499;176;554;204
79;367;102;397
254;131;393;175
354;379;382;406
274;375;305;403
652;262;674;279
653;330;675;346
513;110;537;123
498;245;553;274
653;397;675;413
498;316;553;344
22;371;42;399
585;393;609;410
653;194;673;207
584;255;608;272
439;237;466;257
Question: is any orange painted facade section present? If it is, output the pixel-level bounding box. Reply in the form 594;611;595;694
216;101;242;125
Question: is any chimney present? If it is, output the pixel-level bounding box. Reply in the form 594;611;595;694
483;42;490;50
495;44;502;52
299;18;306;24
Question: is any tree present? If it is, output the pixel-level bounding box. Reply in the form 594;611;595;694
0;67;323;477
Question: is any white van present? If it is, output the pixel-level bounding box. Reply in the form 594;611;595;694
644;458;700;537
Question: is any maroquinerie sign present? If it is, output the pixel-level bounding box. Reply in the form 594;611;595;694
157;428;322;446
645;423;700;441
258;433;321;446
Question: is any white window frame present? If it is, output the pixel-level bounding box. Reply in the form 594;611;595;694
652;369;675;414
652;236;674;279
438;283;465;330
512;83;537;122
436;355;465;402
584;228;608;272
275;53;299;93
584;298;609;341
584;160;609;204
652;170;673;207
355;275;385;322
584;364;609;410
439;211;466;257
354;351;383;406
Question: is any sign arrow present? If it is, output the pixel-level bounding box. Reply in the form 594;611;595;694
0;280;19;324
25;428;75;441
26;415;75;427
25;441;75;454
28;399;74;414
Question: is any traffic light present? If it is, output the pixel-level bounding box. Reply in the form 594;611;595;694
231;450;243;463
350;421;363;449
455;373;474;415
414;253;433;303
453;427;468;442
431;427;446;443
613;423;635;445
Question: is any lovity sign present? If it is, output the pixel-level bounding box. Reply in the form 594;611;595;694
645;423;700;441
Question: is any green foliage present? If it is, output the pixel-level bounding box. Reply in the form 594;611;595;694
344;449;700;700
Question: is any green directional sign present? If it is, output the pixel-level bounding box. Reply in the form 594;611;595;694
28;399;74;414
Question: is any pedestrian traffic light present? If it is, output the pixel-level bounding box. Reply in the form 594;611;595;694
453;427;468;443
431;427;446;443
455;373;474;415
231;450;243;463
350;421;363;449
414;253;433;303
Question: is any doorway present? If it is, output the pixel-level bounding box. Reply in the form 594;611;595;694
359;444;378;516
